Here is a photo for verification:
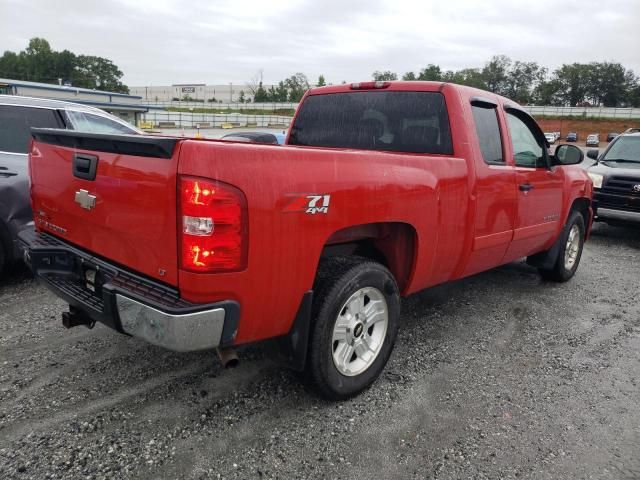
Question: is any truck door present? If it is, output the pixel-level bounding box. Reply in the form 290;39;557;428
463;99;517;277
503;108;564;262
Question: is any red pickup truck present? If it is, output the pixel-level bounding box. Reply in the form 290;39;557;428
21;81;592;399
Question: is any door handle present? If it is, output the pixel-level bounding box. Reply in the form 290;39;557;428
0;166;17;178
519;183;534;192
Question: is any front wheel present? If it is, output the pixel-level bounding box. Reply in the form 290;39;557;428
307;257;400;400
539;210;585;282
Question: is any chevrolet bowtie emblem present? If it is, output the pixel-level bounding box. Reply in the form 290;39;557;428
75;189;97;210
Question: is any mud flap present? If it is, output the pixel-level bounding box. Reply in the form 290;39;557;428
277;291;313;372
526;223;566;270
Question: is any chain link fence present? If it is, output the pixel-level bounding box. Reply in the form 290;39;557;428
140;111;292;129
140;104;640;130
143;101;299;111
522;106;640;119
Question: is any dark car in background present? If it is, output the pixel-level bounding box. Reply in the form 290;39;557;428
0;95;141;277
221;131;286;144
566;132;578;142
607;132;619;142
587;131;640;225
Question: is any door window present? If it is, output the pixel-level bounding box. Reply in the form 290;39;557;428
506;111;545;168
0;105;62;154
471;104;503;164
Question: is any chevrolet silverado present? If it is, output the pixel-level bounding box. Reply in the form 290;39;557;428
21;81;593;399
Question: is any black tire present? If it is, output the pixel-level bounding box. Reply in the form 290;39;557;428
0;223;9;278
0;240;5;278
539;210;585;282
306;256;400;400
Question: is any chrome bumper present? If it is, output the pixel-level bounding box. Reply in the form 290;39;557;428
597;207;640;223
18;228;239;353
116;295;226;352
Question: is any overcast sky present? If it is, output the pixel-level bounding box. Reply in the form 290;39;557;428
2;0;639;86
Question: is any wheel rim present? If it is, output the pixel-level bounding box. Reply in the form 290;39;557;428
564;224;581;270
331;287;388;377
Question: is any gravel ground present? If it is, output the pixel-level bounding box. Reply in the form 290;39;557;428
1;222;639;480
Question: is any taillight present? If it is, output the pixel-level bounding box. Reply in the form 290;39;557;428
350;81;390;90
179;176;248;273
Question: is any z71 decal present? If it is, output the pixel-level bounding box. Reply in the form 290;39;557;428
284;194;331;215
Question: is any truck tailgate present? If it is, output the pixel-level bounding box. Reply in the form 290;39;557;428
29;129;182;286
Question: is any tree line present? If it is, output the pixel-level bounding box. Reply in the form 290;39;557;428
0;38;129;94
372;55;640;107
246;72;322;103
4;39;638;107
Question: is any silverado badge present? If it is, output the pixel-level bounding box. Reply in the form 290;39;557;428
75;189;97;210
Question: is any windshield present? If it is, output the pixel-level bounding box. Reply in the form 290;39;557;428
602;136;640;164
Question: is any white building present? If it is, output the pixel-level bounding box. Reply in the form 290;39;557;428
129;84;277;103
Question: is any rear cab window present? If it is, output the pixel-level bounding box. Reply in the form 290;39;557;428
0;105;63;154
289;91;453;155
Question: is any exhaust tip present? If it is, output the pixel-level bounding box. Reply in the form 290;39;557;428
216;347;239;369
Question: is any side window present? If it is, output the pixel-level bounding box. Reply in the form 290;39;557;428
471;104;503;164
0;105;61;154
67;111;135;134
506;111;545;168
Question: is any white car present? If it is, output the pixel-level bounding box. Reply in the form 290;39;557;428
544;133;556;144
586;134;600;147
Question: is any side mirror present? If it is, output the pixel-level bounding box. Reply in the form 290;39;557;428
554;144;584;165
586;149;599;160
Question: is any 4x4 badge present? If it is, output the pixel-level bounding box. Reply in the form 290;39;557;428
75;189;97;210
284;194;331;214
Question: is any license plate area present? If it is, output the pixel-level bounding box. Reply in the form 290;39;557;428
82;265;98;293
32;248;107;297
627;197;640;208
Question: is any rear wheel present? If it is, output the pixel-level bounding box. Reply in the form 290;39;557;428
307;257;400;400
539;210;585;282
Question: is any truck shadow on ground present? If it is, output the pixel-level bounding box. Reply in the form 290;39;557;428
589;221;640;250
0;263;33;288
1;252;602;478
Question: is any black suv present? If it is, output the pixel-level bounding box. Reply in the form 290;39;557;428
586;132;640;225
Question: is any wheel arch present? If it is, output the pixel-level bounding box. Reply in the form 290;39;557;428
318;222;418;294
569;196;592;239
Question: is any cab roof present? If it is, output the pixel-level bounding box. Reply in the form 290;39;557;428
305;81;522;109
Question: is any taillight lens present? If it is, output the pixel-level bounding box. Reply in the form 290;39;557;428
179;176;248;273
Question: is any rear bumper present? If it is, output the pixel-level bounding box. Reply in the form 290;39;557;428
18;228;239;352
